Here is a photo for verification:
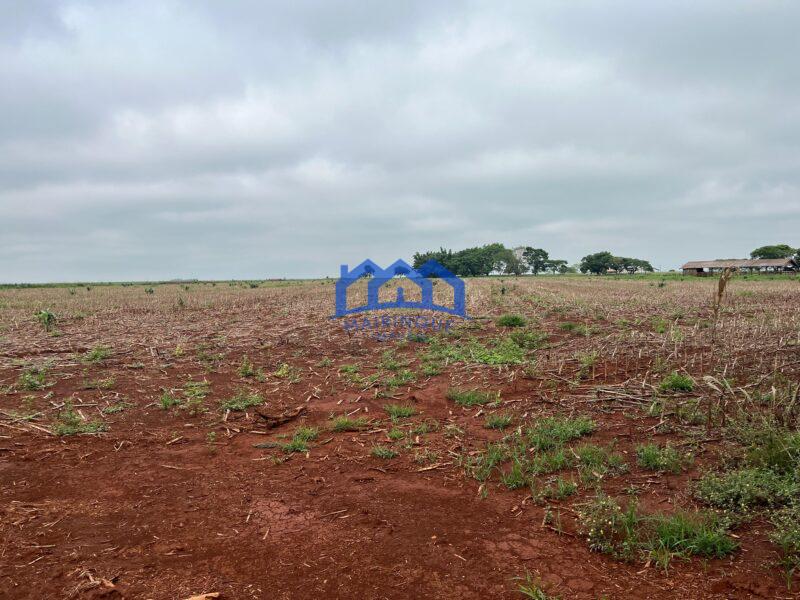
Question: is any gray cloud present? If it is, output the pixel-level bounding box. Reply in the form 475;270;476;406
1;0;799;281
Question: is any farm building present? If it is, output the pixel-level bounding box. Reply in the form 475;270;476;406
681;258;798;276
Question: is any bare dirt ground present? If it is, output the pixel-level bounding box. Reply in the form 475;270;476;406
1;276;798;599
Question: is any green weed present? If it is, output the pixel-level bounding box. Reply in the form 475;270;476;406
447;388;499;407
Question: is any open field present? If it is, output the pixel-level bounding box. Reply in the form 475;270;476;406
1;276;799;599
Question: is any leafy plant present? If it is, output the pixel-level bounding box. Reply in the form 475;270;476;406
658;371;694;393
34;309;56;332
159;391;181;410
53;402;107;436
18;366;48;391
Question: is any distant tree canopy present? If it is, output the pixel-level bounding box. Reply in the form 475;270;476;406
750;244;796;260
412;244;567;277
580;252;654;275
412;243;512;277
522;247;549;274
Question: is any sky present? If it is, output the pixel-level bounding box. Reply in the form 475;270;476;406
1;0;799;282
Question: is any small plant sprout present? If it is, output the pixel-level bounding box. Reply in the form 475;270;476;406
159;391;181;410
371;445;398;459
34;309;56;332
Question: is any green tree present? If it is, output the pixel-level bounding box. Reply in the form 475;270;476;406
413;243;513;277
502;252;526;276
546;259;569;274
617;257;654;273
522;247;549;274
580;251;616;275
750;244;796;259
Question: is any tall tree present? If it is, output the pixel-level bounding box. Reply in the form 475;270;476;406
580;251;616;275
750;244;796;259
522;247;549;275
546;259;568;274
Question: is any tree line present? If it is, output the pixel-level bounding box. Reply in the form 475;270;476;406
411;244;654;276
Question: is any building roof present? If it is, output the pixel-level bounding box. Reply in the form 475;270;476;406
681;258;797;269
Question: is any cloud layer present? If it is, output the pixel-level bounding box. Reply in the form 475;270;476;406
2;1;799;281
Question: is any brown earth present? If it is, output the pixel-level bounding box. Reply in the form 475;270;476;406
0;278;798;599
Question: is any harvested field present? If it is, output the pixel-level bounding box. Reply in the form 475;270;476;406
1;276;799;599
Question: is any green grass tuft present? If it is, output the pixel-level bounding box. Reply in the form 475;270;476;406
447;388;499;407
221;390;263;411
496;314;527;328
658;371;694;393
371;445;398;459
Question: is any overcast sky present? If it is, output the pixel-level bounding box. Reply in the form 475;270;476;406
1;1;799;281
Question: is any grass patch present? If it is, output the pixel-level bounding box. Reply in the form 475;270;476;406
159;391;181;409
464;442;508;481
371;445;398;459
485;414;513;430
383;404;417;421
280;426;319;453
80;376;115;390
330;415;368;432
379;350;409;372
636;443;691;474
237;355;264;379
83;345;112;363
648;512;738;560
383;368;416;389
517;572;559;599
559;321;590;336
496;314;526;327
18;366;48;391
577;494;736;564
509;329;548;350
526;415;596;451
182;379;210;415
420;337;526;366
387;427;405;441
221;389;263;411
447;388;499;407
101;402;131;414
534;476;578;502
694;468;798;513
54;402;107;436
500;457;529;489
658;371;694;393
770;504;800;576
273;362;301;383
